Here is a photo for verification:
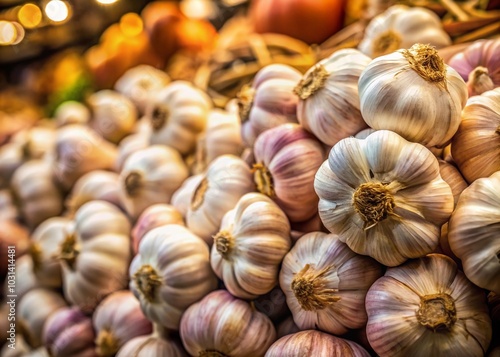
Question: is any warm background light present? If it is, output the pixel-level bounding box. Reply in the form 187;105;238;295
18;3;42;29
45;0;70;22
96;0;119;4
0;21;17;45
180;0;217;20
119;12;143;37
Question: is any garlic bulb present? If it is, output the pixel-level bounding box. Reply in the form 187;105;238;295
131;203;184;254
93;290;152;357
438;160;468;205
451;87;500;183
59;201;131;312
186;155;255;243
253;124;325;222
114;64;171;114
116;335;187;357
119;145;189;219
211;193;291;299
314;130;454;266
180;290;276;357
129;225;217;330
52;125;118;190
448;171;500;294
12;125;56;160
43;306;96;357
265;330;371;357
18;288;67;348
171;174;204;218
365;254;492;356
147;81;212;155
54;101;90;127
0;189;18;220
280;231;383;334
354;127;376;139
114;132;150;173
66;170;123;215
87;90;137;144
358;43;467;148
358;5;451;58
448;39;500;97
9;255;40;300
11;160;64;229
30;217;71;288
295;49;371;146
237;64;301;147
0;142;25;189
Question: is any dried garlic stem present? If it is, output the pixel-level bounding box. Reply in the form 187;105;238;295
124;171;143;197
467;66;494;96
199;350;229;357
29;243;42;271
214;230;234;259
291;264;340;311
252;163;275;197
133;264;163;303
353;182;395;230
372;30;402;57
151;105;169;131
236;85;255;122
417;293;457;331
96;329;120;357
403;44;447;89
59;234;79;270
191;177;209;210
293;64;329;100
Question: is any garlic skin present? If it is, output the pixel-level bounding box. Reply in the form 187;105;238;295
358;43;467;148
131;203;184;254
9;255;40;300
66;170;123;215
43;306;97;357
314;130;454;266
186;155;255;244
129;225;217;330
93;290;152;357
30;217;71;288
54;101;90;127
114;132;149;172
60;201;131;312
253;124;325;222
180;289;277;357
280;231;383;335
451;87;500;184
237;64;302;147
448;171;500;294
358;5;451;58
295;49;371;146
147;81;212;155
171;174;204;218
0;142;25;189
18;288;67;348
120;145;189;219
438;160;468;206
211;193;291;299
116;335;187;357
114;64;171;114
11;160;64;229
365;254;492;357
265;330;371;357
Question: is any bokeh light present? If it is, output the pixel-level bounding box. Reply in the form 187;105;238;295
45;0;70;23
18;3;43;29
119;13;143;37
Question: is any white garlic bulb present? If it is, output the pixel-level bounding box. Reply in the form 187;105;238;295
54;101;90;127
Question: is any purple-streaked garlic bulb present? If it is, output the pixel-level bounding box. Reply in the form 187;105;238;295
171;174;204;218
116;335;187;357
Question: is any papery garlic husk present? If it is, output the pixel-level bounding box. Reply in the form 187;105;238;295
147;81;212;155
131;203;184;254
186;154;255;243
0;219;30;280
358;5;451;58
237;64;302;147
113;131;150;172
265;330;371;357
314;130;454;266
451;87;500;184
116;335;187;357
171;174;204;218
366;254;492;356
192;108;243;174
448;39;500;97
87;90;137;144
18;288;67;348
8;255;40;300
54;101;90;127
59;201;131;312
0;189;18;220
280;231;383;335
295;49;371;146
354;128;376;139
180;289;276;357
358;43;467;149
438;160;468;206
448;171;500;294
93;290;152;357
114;64;171;115
211;193;291;299
119;145;189;219
12;125;56;160
129;224;217;330
51;125;118;190
11;160;64;229
66;170;123;216
30;217;72;288
253;123;325;222
42;306;97;357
